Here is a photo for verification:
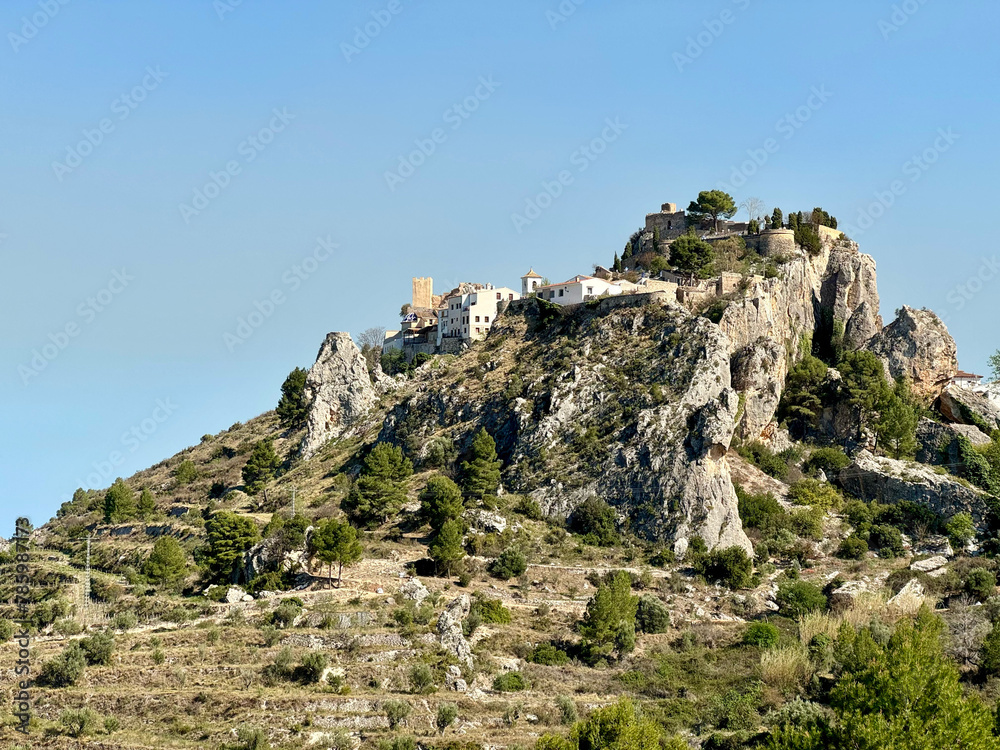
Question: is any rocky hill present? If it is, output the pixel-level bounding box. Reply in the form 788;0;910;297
5;221;1000;750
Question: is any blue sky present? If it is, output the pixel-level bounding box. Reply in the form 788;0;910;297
2;0;998;534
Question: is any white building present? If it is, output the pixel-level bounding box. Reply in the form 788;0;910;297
534;275;623;306
438;284;520;346
952;370;984;388
521;268;543;296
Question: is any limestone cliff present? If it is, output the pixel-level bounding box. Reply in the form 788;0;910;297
866;306;957;401
377;297;752;555
300;332;378;458
719;238;881;441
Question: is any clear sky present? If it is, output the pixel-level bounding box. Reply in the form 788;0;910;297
2;0;998;534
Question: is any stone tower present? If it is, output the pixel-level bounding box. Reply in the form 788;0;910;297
412;277;433;310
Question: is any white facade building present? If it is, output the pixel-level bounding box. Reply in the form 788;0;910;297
535;275;623;306
438;285;520;346
521;268;543;296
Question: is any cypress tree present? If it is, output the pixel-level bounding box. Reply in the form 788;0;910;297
461;428;502;502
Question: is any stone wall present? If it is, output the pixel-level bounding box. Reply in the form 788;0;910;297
757;229;796;257
412;277;433;310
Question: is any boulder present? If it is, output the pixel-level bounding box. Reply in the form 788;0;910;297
445;665;468;692
437;595;473;668
399;578;429;606
301;332;378;458
937;384;1000;433
463;508;509;535
225;586;247;604
839;451;994;529
888;578;925;610
865;306;957;401
829;580;868;610
731;338;787;441
910;556;948;573
915;417;992;465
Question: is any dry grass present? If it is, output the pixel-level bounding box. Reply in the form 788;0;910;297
760;645;813;694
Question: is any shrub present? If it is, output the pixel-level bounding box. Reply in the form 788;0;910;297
492;671;528;692
514;496;543;520
776;580;827;617
837;535;869;560
233;725;270;750
0;619;12;641
788;479;842;510
760;645;812;694
743;622;780;648
436;703;458;733
557;695;578;725
174;460;199;485
869;524;905;558
788;508;824;540
379;736;417;750
966;568;997;602
476;598;512;624
803;447;850;477
528;643;570;666
60;707;100;737
295;651;328;684
40;644;86;687
489;547;527;580
945;512;976;551
111;609;138;632
569;497;619;546
271;600;303;629
80;631;115;665
635;595;670;634
410;663;435;693
738;442;789;480
384;699;412;730
696;546;754;589
736;487;788;535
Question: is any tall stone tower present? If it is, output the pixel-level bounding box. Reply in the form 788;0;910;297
412;277;433;310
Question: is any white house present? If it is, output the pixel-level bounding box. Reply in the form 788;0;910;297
534;275;623;306
521;268;543;296
437;284;520;346
952;370;984;388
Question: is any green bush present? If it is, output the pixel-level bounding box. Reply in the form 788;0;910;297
60;707;100;737
475;598;512;624
80;631;115;665
40;643;86;687
557;695;578;725
776;580;827;617
965;568;997;602
436;703;458;733
788;479;842;510
492;671;529;692
635;595;670;634
528;643;570;666
837;535;869;560
569;497;619;546
869;524;905;558
736;487;788;535
944;512;976;551
696;546;754;589
489;547;527;580
295;651;327;684
803;447;850;477
410;663;435;693
384;699;412;729
0;619;12;641
737;442;789;480
174;459;199;485
743;622;780;648
270;600;302;629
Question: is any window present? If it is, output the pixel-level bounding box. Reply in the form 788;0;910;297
586;286;593;295
475;316;480;322
475;327;480;334
484;316;490;322
508;293;514;300
558;289;564;297
668;220;672;229
496;292;501;300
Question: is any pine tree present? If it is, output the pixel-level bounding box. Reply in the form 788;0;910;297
419;475;465;531
276;367;309;430
772;207;783;228
242;439;281;496
428;519;465;576
143;536;188;587
342;443;413;526
103;478;135;523
309;517;363;587
876;379;920;459
204;511;260;582
612;253;621;272
461;428;502;502
136;488;156;519
579;571;639;661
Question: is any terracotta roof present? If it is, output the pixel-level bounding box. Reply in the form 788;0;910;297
954;370;984;379
537;275;606;290
521;268;542;278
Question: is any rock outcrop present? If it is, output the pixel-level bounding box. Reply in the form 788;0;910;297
379;299;752;555
839;451;994;528
437;595;473;668
865;306;957;401
937;384;1000;433
301;332;378;458
731;338;787;441
915;417;992;465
